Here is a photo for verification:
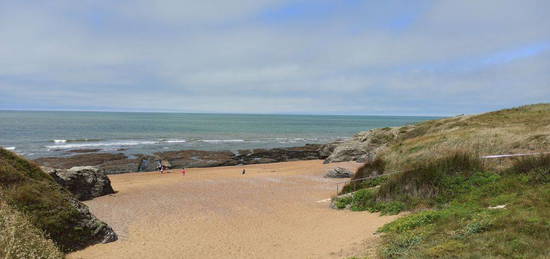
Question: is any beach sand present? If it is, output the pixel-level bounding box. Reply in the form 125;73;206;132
69;160;400;259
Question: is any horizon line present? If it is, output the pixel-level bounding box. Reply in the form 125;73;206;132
0;108;450;118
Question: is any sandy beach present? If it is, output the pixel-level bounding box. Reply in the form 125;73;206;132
69;160;400;259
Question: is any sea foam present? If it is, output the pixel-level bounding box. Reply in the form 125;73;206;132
201;139;245;143
164;139;187;143
47;140;158;149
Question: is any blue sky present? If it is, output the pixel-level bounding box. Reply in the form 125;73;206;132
0;0;549;116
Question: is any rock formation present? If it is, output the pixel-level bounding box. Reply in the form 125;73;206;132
1;147;117;252
43;166;115;201
323;127;401;163
325;167;354;178
34;144;328;174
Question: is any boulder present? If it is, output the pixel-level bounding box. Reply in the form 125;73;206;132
324;127;400;163
45;166;115;201
68;197;118;245
325;167;354;178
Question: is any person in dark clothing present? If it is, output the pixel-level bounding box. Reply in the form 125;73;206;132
157;160;164;174
242;169;246;175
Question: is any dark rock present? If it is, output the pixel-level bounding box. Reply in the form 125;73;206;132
44;166;115;201
67;149;101;153
156;150;238;168
325;167;354;178
236;144;323;164
35;153;128;169
69;197;118;245
35;144;326;174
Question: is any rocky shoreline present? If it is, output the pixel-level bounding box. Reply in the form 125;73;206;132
34;144;328;174
34;126;405;175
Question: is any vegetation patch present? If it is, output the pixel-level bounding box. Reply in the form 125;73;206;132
0;198;63;259
0;148;113;253
373;155;550;258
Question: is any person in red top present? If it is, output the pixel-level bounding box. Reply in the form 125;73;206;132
181;168;186;176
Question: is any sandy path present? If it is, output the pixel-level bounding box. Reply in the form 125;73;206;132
69;160;399;259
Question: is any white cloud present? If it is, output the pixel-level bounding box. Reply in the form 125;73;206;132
0;0;548;115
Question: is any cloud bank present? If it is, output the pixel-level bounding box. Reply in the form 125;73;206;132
0;0;549;115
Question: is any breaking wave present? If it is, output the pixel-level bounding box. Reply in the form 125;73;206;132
47;140;159;149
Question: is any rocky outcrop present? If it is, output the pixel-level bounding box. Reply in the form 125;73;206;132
323;127;401;163
35;153;128;170
1;147;117;252
43;166;115;201
235;144;324;164
68;197;118;247
34;144;328;174
325;167;353;178
158;150;238;168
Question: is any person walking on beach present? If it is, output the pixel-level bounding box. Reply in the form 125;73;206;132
242;169;246;175
157;160;164;174
181;168;186;176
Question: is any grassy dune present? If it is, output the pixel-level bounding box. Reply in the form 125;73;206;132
336;104;550;258
384;103;550;170
0;199;63;259
0;148;113;254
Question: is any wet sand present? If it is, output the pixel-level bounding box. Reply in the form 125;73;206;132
69;160;399;259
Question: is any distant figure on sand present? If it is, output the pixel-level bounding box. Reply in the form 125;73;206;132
242;169;246;175
157;160;164;174
181;168;186;176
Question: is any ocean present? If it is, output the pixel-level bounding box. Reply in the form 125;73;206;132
0;111;440;159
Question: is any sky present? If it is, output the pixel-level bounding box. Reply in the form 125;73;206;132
0;0;549;116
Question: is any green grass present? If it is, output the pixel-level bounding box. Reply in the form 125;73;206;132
338;104;550;258
335;153;485;214
373;155;550;258
0;148;102;252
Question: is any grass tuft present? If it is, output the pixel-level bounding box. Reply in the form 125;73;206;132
0;195;63;259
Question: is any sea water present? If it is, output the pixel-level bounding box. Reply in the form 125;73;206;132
0;111;441;159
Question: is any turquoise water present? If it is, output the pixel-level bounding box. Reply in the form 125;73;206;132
0;111;441;159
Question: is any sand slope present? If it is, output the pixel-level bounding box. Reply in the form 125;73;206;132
69;160;399;259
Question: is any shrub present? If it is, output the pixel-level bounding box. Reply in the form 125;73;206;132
341;157;387;194
506;154;550;184
377;152;484;201
354;157;386;180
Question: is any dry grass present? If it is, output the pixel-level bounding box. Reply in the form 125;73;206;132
0;195;63;259
383;103;550;171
